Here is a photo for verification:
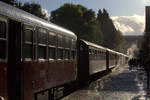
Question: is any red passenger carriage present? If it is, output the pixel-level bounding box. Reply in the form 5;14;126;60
0;1;77;100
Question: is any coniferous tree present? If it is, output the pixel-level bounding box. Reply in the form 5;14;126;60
97;9;116;49
97;9;102;21
97;9;126;52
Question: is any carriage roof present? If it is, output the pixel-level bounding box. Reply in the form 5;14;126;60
81;39;107;50
81;39;128;57
107;48;129;57
0;1;77;39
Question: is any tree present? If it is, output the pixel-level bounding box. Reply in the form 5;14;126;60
50;4;103;45
115;30;127;53
20;2;46;19
0;0;16;5
0;0;47;19
97;9;126;52
97;9;102;21
50;4;84;34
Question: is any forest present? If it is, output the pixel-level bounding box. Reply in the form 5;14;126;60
0;0;127;53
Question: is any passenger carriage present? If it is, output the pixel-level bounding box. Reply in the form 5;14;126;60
77;39;108;85
77;39;129;86
0;1;77;100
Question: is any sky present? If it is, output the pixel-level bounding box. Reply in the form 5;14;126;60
20;0;150;35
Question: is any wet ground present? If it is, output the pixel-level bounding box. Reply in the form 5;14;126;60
62;65;150;100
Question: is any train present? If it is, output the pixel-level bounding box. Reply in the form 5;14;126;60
0;1;129;100
77;39;128;86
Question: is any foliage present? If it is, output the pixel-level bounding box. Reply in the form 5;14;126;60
50;4;103;45
0;0;16;5
115;30;127;53
0;0;46;19
97;9;126;52
20;2;46;19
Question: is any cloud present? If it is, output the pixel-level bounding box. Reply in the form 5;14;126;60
42;8;50;20
141;0;149;4
111;15;145;36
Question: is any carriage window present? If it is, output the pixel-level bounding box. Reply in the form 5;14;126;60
23;44;32;59
72;39;76;49
23;29;33;59
65;37;70;48
98;51;101;55
33;32;37;43
0;21;6;60
71;51;75;60
38;46;46;59
57;48;63;59
92;49;95;55
38;29;47;44
58;35;63;47
49;47;56;59
64;50;70;60
49;32;56;46
89;49;92;54
100;51;103;54
66;38;71;48
95;50;97;55
24;29;33;42
0;21;6;38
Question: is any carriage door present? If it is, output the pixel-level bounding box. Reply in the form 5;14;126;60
77;40;89;86
0;16;7;100
7;19;22;100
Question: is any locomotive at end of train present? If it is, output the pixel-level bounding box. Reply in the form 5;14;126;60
0;1;129;100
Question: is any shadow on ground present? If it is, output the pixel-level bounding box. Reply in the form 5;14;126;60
100;70;140;93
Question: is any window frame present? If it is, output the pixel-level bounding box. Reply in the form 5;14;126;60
57;34;65;61
48;46;56;60
38;45;47;60
38;28;48;46
37;28;48;61
48;31;57;47
23;25;34;61
70;39;76;60
64;48;70;60
57;47;64;60
0;17;7;62
57;34;63;48
63;36;72;60
48;31;57;61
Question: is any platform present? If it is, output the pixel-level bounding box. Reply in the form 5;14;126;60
62;65;150;100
